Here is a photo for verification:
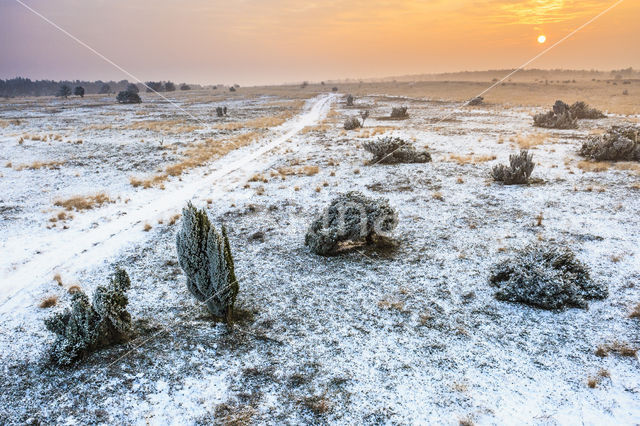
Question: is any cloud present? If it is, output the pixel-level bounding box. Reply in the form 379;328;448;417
462;0;615;26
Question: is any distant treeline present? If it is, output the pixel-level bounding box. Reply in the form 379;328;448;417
0;77;201;98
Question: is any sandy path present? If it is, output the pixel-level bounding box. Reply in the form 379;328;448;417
0;94;335;310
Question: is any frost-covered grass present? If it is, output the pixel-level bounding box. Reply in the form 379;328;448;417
0;90;639;424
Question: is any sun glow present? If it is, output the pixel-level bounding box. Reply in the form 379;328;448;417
537;35;547;44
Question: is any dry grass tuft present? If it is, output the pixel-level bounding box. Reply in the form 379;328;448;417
378;299;405;312
14;160;64;171
67;285;82;294
131;132;260;188
516;132;547;149
577;161;610;172
300;395;332;416
39;295;58;309
629;303;640;319
54;192;113;211
143;223;152;232
168;214;181;226
53;273;63;286
213;402;256;425
596;341;638;357
449;154;496;165
125;119;202;134
277;165;319;176
614;162;640;173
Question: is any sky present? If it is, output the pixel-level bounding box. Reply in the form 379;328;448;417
0;0;638;86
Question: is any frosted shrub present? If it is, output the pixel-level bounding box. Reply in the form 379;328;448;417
468;96;484;106
579;125;640;161
344;117;361;130
176;202;238;321
346;94;354;106
489;245;607;310
390;106;408;119
45;268;132;366
491;150;535;185
569;101;605;119
533;100;577;129
363;136;431;164
305;192;398;255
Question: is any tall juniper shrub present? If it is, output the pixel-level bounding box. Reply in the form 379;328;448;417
176;202;238;321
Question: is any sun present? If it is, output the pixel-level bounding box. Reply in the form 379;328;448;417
537;35;547;44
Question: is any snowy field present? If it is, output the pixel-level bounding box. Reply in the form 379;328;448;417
0;88;639;424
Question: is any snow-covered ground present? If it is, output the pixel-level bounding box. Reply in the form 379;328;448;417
0;91;639;424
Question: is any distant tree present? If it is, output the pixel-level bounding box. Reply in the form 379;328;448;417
73;86;85;97
165;81;176;92
301;81;308;88
332;87;338;92
145;82;164;93
229;86;236;92
234;84;240;88
116;90;142;104
57;84;71;98
99;83;111;94
126;83;139;94
180;83;191;91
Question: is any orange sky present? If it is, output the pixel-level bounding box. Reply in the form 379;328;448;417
1;0;638;85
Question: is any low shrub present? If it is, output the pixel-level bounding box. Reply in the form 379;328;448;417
344;117;361;130
116;90;142;104
533;100;577;129
489;244;607;310
579;125;640;162
45;268;132;365
569;101;605;119
468;96;484;106
390;106;408;119
176;202;238;321
346;94;354;106
305;191;398;255
491;150;535;185
363;136;431;164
